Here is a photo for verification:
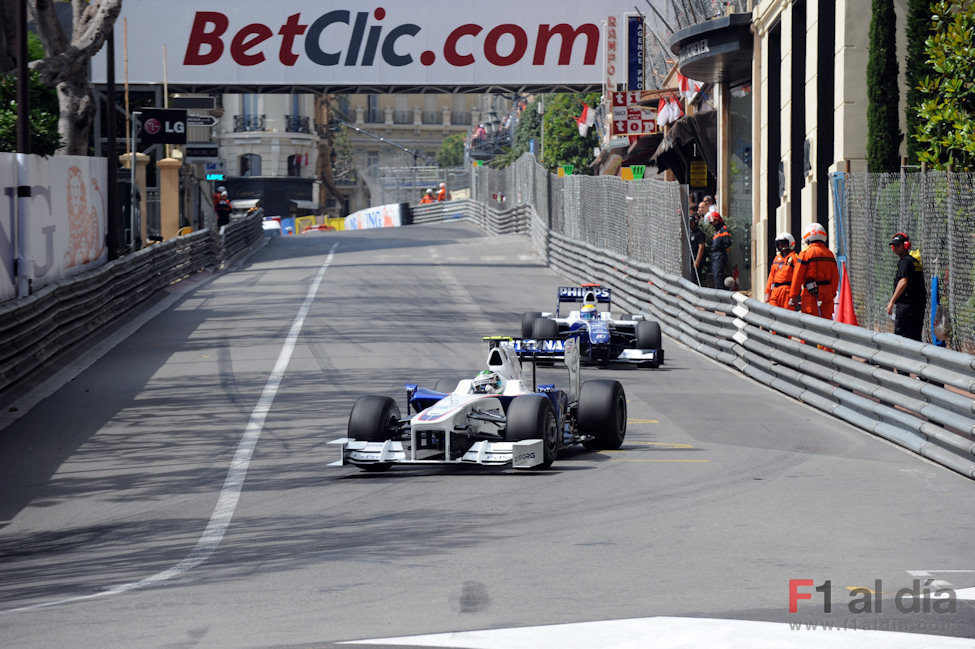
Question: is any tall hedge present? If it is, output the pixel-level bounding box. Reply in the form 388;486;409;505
867;0;902;172
905;0;934;164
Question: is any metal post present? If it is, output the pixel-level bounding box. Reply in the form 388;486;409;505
106;29;122;259
15;0;29;154
130;111;140;250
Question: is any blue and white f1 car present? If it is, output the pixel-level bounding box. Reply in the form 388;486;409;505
329;338;627;472
521;285;664;367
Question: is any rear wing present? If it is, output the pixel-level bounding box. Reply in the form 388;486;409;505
489;337;581;401
557;286;612;304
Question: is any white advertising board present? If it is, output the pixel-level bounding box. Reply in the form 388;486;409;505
0;154;108;301
345;203;404;230
92;1;645;89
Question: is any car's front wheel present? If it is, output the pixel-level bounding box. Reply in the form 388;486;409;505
505;394;560;469
578;380;627;450
347;395;401;472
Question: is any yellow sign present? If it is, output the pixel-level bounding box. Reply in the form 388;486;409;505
690;160;708;187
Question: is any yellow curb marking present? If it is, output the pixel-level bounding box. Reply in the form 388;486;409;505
627;418;659;424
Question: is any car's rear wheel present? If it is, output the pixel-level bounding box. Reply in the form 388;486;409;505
348;395;401;472
522;311;542;338
532;317;559;339
578;380;626;450
504;394;560;469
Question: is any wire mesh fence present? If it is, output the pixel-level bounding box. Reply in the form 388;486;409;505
365;165;471;205
472;154;687;277
844;171;975;354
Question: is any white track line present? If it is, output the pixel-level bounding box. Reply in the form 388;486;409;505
3;243;338;615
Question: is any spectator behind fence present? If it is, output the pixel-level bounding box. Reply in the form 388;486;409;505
765;232;798;308
789;223;838;318
215;189;232;227
709;212;732;289
688;213;706;285
886;232;926;341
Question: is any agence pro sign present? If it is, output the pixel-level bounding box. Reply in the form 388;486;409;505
92;1;649;88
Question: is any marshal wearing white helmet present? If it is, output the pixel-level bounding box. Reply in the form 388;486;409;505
789;223;838;318
764;232;798;308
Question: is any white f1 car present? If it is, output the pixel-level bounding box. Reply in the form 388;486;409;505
329;338;626;472
521;285;664;367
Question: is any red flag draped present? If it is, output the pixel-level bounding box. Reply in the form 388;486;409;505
834;261;858;326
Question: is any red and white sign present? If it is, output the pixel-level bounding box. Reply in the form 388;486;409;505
91;2;658;88
611;91;657;136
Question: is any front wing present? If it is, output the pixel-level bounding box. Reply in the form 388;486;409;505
328;438;546;468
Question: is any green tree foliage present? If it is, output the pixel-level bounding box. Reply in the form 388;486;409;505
436;133;465;167
867;0;902;172
491;96;542;168
540;92;600;175
905;0;934;164
0;33;60;155
914;0;975;170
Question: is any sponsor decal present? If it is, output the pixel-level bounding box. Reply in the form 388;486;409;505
558;286;611;301
516;339;565;352
514;451;537;462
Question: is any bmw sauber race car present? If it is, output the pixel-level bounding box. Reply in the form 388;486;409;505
521;285;664;367
329;337;626;472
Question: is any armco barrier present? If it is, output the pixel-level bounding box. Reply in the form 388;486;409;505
0;213;265;395
424;199;975;480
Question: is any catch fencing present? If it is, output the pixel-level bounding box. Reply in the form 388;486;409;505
427;155;975;480
0;214;264;396
842;171;975;354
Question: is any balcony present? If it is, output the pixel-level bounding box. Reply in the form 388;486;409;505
234;114;266;132
285;115;311;133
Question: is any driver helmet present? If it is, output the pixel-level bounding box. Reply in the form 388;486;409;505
580;304;599;320
472;370;502;394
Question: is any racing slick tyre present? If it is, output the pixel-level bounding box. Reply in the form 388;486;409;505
578;380;627;450
637;320;662;350
504;394;560;469
531;317;559;339
348;395;401;472
522;311;543;338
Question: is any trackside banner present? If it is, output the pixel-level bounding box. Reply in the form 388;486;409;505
91;1;646;88
344;203;408;230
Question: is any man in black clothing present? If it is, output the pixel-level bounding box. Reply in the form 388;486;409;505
688;214;706;285
885;232;925;341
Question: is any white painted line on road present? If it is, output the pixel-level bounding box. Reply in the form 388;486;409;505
2;243;338;615
342;616;975;649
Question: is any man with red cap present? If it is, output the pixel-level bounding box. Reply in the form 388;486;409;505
709;212;732;290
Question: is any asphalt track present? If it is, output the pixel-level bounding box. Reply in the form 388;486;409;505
0;221;973;648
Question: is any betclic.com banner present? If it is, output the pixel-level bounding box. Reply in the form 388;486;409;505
92;1;649;89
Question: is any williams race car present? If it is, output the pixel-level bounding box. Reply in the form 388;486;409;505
521;285;664;367
328;337;626;472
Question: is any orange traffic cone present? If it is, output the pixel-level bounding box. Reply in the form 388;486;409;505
835;261;858;326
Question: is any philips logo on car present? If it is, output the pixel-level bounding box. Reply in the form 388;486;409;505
558;286;611;301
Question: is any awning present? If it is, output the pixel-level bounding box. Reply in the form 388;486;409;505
669;13;754;85
648;110;718;178
231;199;260;210
621;133;664;167
289;199;319;211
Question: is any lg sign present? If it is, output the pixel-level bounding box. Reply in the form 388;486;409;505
183;7;599;68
